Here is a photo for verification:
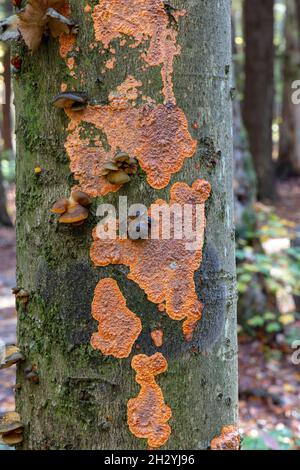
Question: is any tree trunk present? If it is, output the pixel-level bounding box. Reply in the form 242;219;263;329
2;49;13;151
278;0;300;177
15;0;237;450
296;0;300;42
0;47;13;228
232;17;256;232
243;0;277;201
0;166;12;227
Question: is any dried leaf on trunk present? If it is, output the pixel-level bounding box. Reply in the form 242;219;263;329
17;0;77;52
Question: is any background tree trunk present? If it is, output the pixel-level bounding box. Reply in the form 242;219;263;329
0;166;12;227
0;47;13;227
278;0;300;177
243;0;277;201
296;0;300;42
2;49;13;152
15;0;237;450
232;15;256;232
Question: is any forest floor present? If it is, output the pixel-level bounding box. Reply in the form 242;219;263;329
0;182;300;450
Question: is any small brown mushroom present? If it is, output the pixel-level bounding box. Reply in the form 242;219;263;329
71;189;91;207
51;198;68;214
52;92;88;111
12;288;30;307
51;189;91;226
106;170;131;185
0;412;24;446
59;204;88;224
0;345;24;370
101;152;138;185
24;365;39;384
0;15;20;42
100;162;119;175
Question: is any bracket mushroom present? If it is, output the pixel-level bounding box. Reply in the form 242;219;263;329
12;287;30;308
0;412;24;446
51;189;91;225
52;92;88;111
101;152;138;185
0;345;24;370
0;15;20;42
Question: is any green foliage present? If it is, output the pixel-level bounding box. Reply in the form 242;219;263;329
237;206;300;334
1;150;15;183
242;426;299;450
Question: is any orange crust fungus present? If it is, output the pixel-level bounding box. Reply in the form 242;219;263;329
59;32;76;59
91;179;211;340
64;77;197;196
150;329;163;348
92;0;185;104
210;425;241;451
127;353;171;448
91;278;142;358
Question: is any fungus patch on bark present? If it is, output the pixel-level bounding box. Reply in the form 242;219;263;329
90;278;142;359
127;353;171;448
64;77;197;195
91;179;211;340
59;31;76;59
150;329;163;348
210;425;241;450
92;0;185;103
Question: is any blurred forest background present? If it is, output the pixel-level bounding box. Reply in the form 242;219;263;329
0;0;300;450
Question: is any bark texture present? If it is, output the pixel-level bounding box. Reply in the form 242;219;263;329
296;0;300;42
0;48;13;228
278;0;300;177
15;0;237;450
243;0;276;200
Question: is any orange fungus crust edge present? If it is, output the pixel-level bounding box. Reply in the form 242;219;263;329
151;329;164;348
210;425;241;451
92;0;185;103
64;78;197;196
90;179;211;340
127;353;171;448
91;278;142;359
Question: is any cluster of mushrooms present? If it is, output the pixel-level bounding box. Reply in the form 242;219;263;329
101;152;138;185
51;189;91;225
0;345;24;445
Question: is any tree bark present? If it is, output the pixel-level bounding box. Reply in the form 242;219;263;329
0;166;12;227
2;49;13;151
296;0;300;41
0;47;13;228
243;0;277;201
15;0;237;450
278;0;300;177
